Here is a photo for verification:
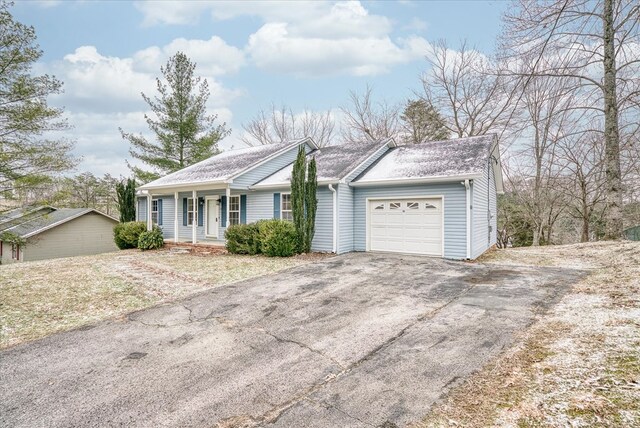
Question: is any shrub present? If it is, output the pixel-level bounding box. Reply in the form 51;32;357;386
257;219;300;257
225;223;261;255
113;221;147;249
137;225;165;250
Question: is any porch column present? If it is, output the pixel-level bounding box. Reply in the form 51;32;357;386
192;190;197;244
146;194;152;231
174;192;179;243
225;187;231;228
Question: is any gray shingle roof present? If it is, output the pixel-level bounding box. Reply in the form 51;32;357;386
0;206;55;233
0;208;116;238
140;139;312;190
253;139;393;187
352;135;497;184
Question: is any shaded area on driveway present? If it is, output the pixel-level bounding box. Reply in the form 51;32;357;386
0;253;581;427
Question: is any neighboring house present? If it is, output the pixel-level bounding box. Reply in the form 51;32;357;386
0;206;119;264
624;225;640;241
137;135;503;259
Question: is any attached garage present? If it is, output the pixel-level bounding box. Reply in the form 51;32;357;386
367;197;443;256
351;135;503;260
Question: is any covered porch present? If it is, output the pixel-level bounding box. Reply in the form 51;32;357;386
138;183;245;246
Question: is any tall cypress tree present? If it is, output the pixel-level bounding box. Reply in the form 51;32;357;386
304;157;318;253
116;178;136;222
291;146;306;251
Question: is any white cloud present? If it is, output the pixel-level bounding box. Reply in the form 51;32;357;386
133;36;245;76
135;0;429;77
247;24;430;77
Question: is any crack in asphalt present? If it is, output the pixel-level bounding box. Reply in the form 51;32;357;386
129;273;480;427
230;282;479;427
259;329;346;370
306;397;377;427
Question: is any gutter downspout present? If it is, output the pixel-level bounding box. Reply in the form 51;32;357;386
464;179;471;260
328;184;337;254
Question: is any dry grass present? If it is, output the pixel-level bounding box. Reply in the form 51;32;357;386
416;241;640;428
0;249;326;349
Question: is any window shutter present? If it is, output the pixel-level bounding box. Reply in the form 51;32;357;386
221;196;227;226
273;193;281;219
182;198;187;226
198;197;204;226
240;195;247;224
158;199;163;226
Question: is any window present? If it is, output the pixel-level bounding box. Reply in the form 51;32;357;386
390;202;402;210
425;203;437;209
187;198;196;226
12;244;19;260
151;199;159;224
281;193;293;221
373;203;385;210
229;195;240;225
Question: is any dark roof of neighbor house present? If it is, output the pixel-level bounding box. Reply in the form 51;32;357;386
252;139;394;188
0;208;117;239
0;206;56;233
352;134;502;189
139;138;317;190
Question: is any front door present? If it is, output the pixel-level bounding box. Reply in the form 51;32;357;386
206;199;219;238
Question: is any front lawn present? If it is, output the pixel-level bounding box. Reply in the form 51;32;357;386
0;249;323;349
416;241;640;427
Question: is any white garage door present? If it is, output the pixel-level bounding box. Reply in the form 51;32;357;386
368;198;443;256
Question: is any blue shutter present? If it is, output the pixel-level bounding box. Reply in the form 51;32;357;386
198;197;204;226
221;196;227;226
273;193;281;219
240;195;247;224
157;199;163;226
182;198;187;226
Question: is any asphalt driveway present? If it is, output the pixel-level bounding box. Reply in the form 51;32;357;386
0;253;579;427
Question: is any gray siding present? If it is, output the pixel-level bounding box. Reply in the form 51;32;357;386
156;195;174;239
337;184;353;254
246;191;276;223
312;186;334;252
0;241;22;264
23;212;118;262
343;143;391;182
353;182;468;259
471;161;497;259
231;142;314;189
242;187;334;252
137;197;147;222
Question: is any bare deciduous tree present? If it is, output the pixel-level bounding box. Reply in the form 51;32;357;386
241;104;335;148
420;40;522;144
340;85;401;144
502;0;640;239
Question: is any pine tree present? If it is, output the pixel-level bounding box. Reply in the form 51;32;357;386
400;99;449;144
0;1;76;198
120;52;230;183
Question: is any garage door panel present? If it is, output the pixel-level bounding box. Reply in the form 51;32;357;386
368;198;442;257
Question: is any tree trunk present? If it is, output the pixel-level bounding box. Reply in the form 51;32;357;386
602;0;623;239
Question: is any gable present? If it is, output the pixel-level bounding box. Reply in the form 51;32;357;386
231;140;316;188
140;138;318;191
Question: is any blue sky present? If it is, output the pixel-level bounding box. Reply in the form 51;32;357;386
15;0;507;177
